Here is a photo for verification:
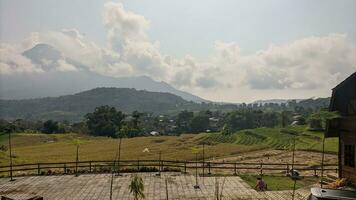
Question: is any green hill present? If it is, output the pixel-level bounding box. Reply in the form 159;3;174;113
0;88;197;121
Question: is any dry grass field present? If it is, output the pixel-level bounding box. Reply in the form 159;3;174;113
0;133;264;165
0;126;338;168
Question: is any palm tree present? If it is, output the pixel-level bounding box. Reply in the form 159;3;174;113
129;175;145;200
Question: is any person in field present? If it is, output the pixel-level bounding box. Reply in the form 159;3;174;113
255;177;267;191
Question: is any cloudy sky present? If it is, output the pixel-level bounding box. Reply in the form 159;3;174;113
1;0;356;102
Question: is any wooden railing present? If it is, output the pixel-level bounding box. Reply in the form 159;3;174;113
0;160;338;177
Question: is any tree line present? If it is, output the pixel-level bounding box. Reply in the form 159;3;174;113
0;103;333;137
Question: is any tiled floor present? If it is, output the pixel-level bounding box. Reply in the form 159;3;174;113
0;173;311;200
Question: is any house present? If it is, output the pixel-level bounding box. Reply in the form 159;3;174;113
326;72;356;182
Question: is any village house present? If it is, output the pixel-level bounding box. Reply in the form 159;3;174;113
326;72;356;182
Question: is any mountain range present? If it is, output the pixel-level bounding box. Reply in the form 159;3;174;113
0;87;209;122
0;43;208;103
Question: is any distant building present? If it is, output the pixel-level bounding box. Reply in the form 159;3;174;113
326;72;356;182
150;131;160;136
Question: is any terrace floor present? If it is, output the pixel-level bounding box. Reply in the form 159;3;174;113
0;173;311;200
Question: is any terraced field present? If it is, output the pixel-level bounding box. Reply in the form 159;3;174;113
201;125;338;153
0;125;337;166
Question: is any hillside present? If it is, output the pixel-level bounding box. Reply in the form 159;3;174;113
0;87;198;121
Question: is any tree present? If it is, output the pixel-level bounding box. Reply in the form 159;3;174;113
129;175;145;200
85;106;125;137
131;111;141;129
176;110;194;132
42;120;59;134
190;115;209;133
309;110;339;130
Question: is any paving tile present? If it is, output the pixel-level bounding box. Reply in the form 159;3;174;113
0;173;310;200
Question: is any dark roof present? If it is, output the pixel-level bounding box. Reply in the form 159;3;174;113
329;71;356;112
332;71;356;91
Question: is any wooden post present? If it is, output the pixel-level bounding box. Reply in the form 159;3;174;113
320;136;326;188
117;137;122;176
184;162;187;174
165;178;169;200
314;168;317;177
8;130;14;181
37;163;40;175
194;153;199;189
159;151;162;176
286;164;289;175
137;159;140;171
75;145;79;177
64;164;67;174
260;161;263;176
234;163;237;176
89;161;92;173
208;162;211;175
202;143;205;177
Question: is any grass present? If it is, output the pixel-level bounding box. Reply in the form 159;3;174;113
0;132;263;165
240;174;319;190
201;125;338;153
0;125;338;166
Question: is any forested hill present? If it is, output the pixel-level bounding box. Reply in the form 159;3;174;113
0;88;199;121
0;87;331;122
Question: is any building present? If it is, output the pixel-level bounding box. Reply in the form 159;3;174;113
326;72;356;182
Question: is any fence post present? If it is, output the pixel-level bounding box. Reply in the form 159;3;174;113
314;168;317;177
260;161;263;176
208;162;211;175
89;161;92;173
184;162;187;174
234;163;237;176
64;164;67;174
37;163;40;175
286;163;289;175
137;159;140;171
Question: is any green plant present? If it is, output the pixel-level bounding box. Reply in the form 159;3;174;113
129;175;145;200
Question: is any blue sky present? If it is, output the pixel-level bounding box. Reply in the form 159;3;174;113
1;0;356;102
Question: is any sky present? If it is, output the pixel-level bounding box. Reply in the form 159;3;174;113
1;0;356;102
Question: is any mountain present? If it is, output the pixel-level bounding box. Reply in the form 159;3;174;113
0;43;208;103
0;87;200;122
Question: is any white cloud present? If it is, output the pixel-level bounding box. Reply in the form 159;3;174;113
56;59;78;72
240;34;356;90
103;2;149;51
0;44;43;74
1;1;355;102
